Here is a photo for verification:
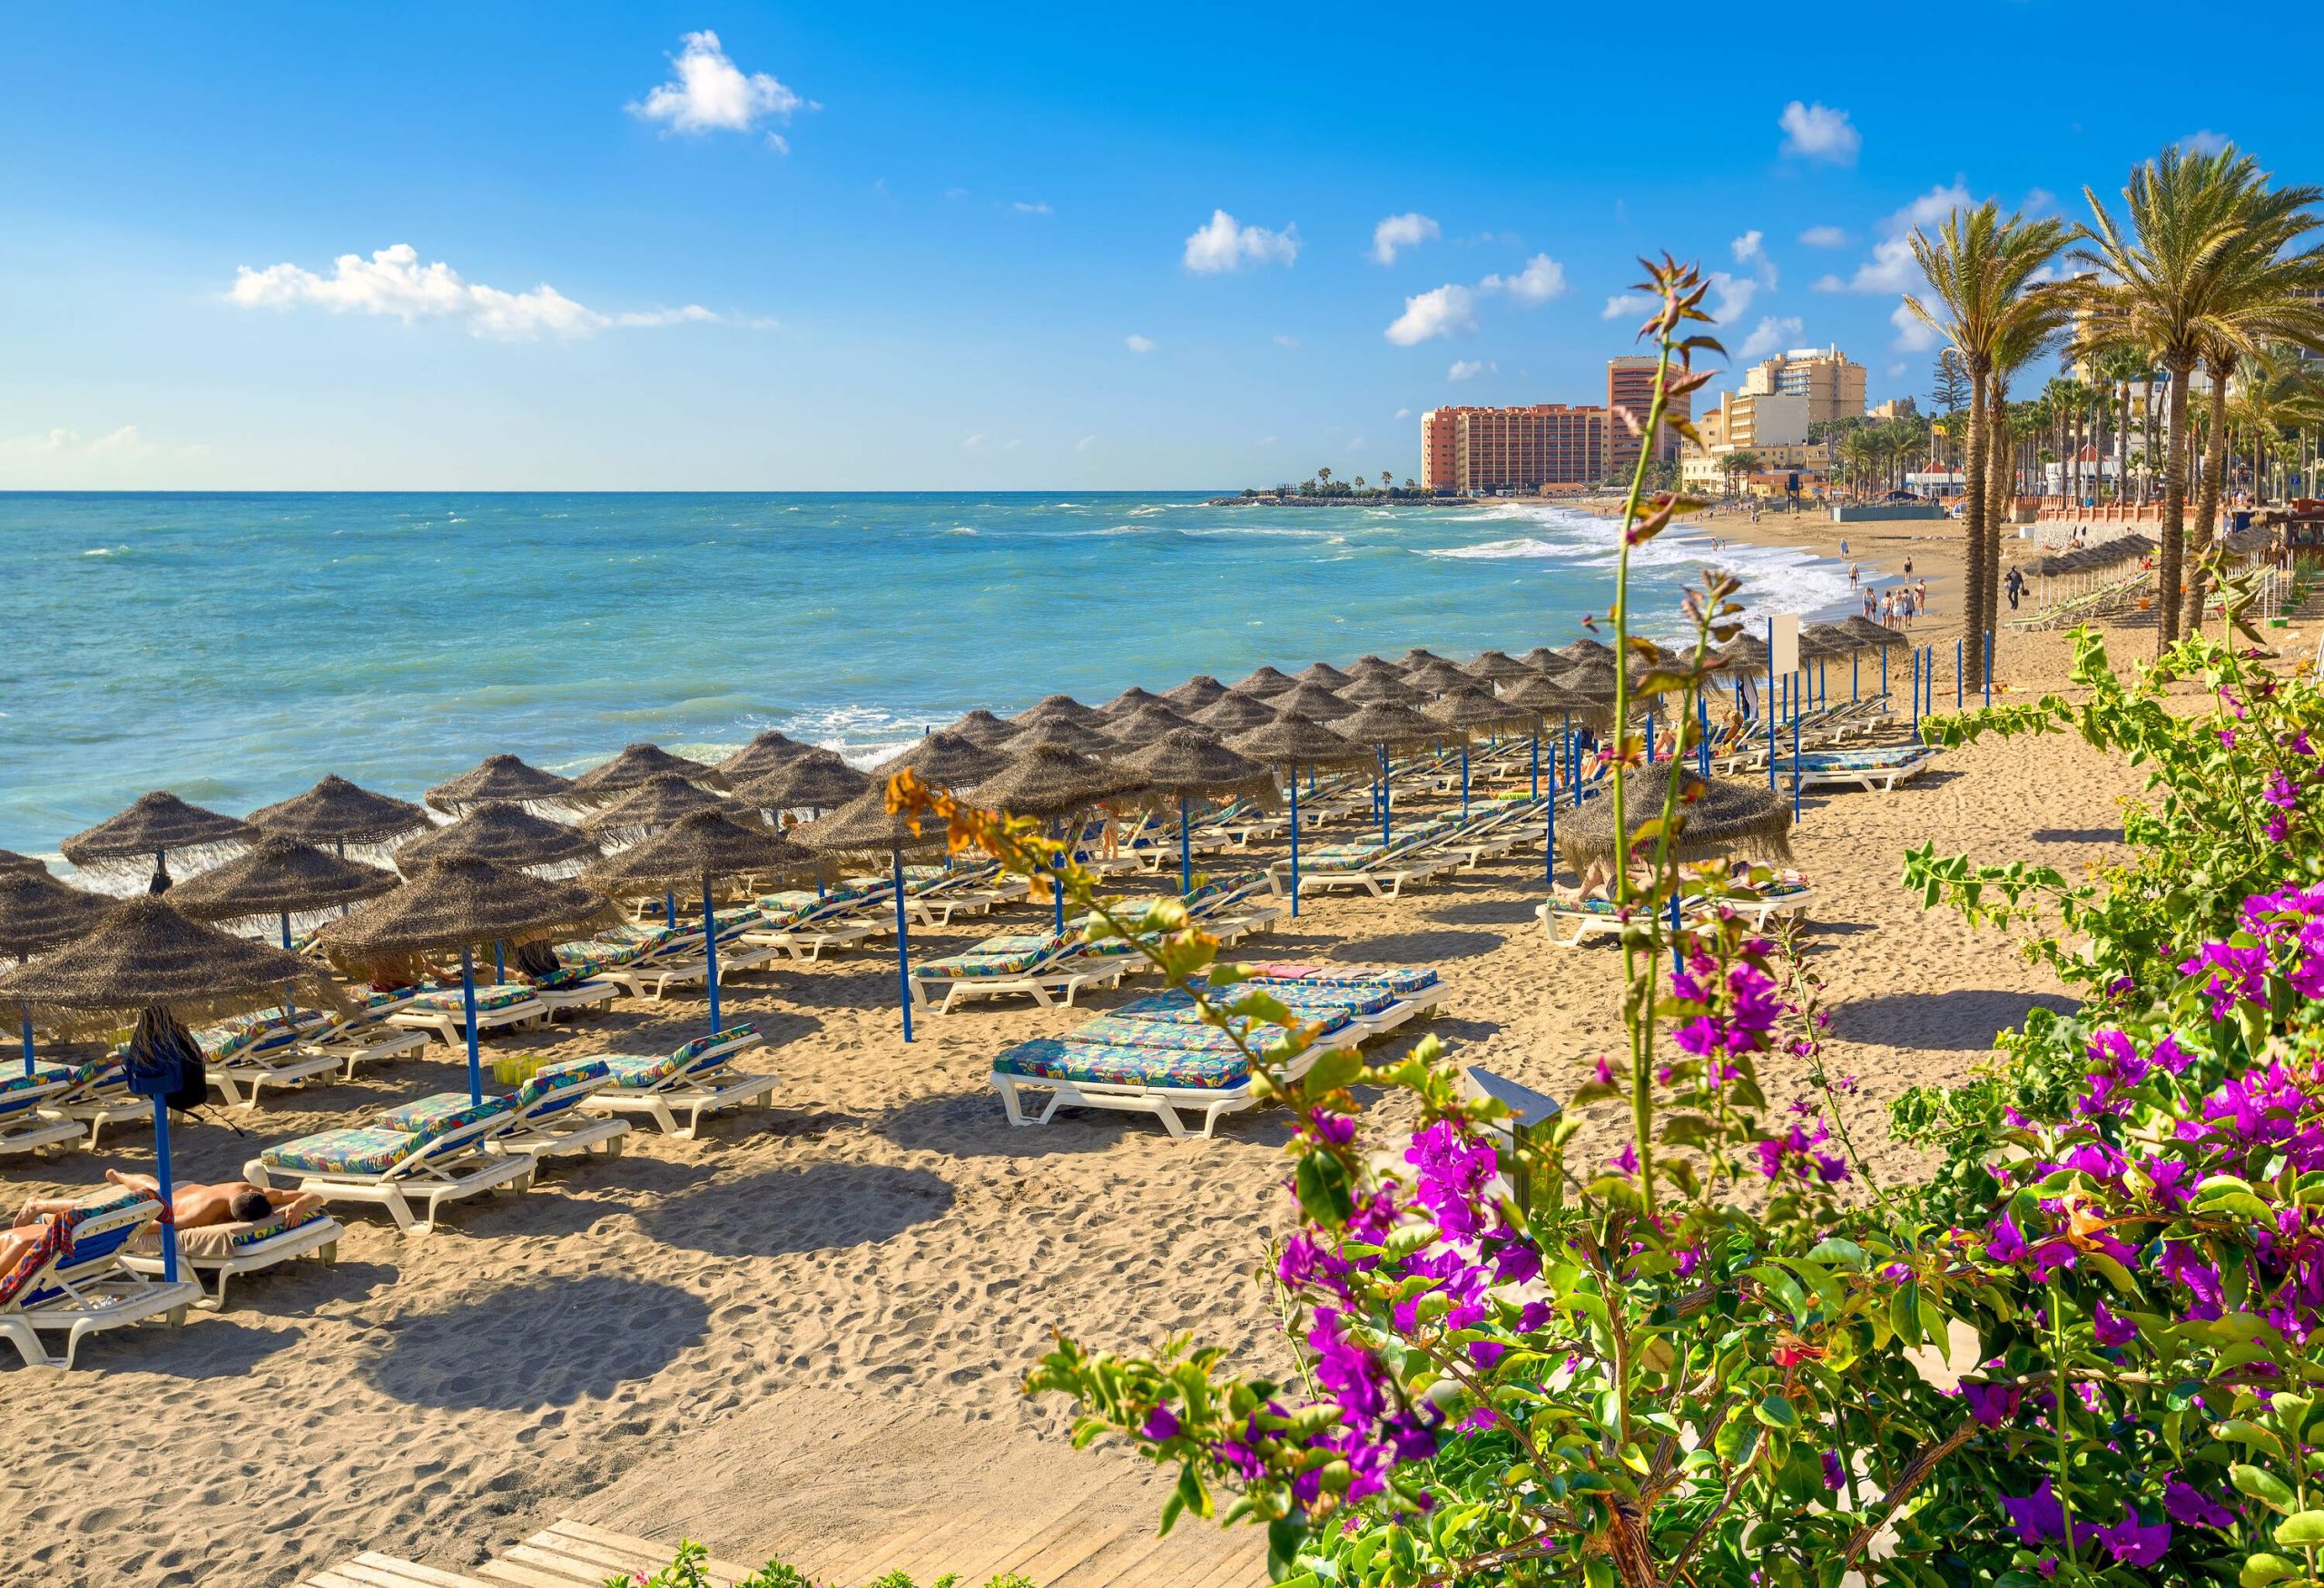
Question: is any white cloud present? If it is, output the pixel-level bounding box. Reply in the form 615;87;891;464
1347;437;1367;453
1797;224;1851;249
1732;230;1767;268
4;425;166;459
1813;181;1974;293
1384;283;1477;344
1077;435;1097;450
1779;101;1861;165
1735;315;1804;360
1183;209;1300;273
0;424;210;484
1256;436;1278;448
2023;187;2056;215
1370;212;1441;265
629;30;812;150
1706;272;1758;326
1012;200;1052;214
1273;333;1300;348
1393;407;1412;420
1480;252;1567;305
1124;333;1156;354
227;244;750;340
960;433;988;452
1447;359;1495;381
1890;300;1939;351
2181;129;2230;155
1887;361;1907;377
1601;292;1654;321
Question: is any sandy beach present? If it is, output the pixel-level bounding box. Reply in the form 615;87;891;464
1;525;2244;1586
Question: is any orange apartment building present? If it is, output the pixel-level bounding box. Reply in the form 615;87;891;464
1419;404;1607;493
1604;356;1694;477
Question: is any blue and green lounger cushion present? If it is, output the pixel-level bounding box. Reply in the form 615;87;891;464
408;982;539;1015
995;1038;1255;1091
532;959;605;991
589;1025;760;1091
381;1057;612;1136
203;1009;330;1061
1220;962;1442;996
919;932;1075;979
34;1059;128;1104
1797;747;1934;771
1103;994;1363;1038
1062;1013;1334;1054
2;1068;66;1112
261;1097;515;1177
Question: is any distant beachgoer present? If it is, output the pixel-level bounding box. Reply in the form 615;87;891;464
1904;556;1915;577
1878;591;1896;627
1847;561;1860;586
1915;577;1929;616
2005;566;2024;610
1862;587;1876;621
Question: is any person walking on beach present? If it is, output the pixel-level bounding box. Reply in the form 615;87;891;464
1904;555;1914;578
1848;561;1860;586
1878;589;1896;627
2005;565;2024;611
1915;577;1929;617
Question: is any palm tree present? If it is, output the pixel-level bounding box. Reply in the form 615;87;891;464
1720;450;1762;497
2065;143;2289;646
1316;466;1333;490
1905;201;2070;685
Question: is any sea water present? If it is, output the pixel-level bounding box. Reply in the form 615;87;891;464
0;491;1853;855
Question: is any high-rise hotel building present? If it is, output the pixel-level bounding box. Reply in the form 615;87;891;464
1604;356;1696;477
1419;404;1607;493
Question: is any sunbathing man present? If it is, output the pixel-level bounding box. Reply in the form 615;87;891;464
15;1169;318;1236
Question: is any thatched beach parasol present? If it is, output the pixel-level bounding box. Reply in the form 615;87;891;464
318;857;615;1101
1159;675;1230;712
717;730;827;783
965;744;1152;932
1517;646;1566;671
1096;686;1168;720
1345;655;1403;681
60;792;251;891
1838;616;1908;650
425;754;577;818
1226;710;1364;917
1003;716;1116;755
1272;681;1356;722
399;802;601;877
793;787;952;1041
729;755;871;816
1295;661;1355;689
0;851;49;876
1010;693;1106;730
1231;665;1298;697
169;836;400;929
568;743;726;801
1102;701;1200;748
1403;659;1473;695
1398;648;1451;671
1554;760;1793;872
872;731;1009;789
1427;684;1529;813
1191;691;1278;735
581;810;821;1034
580;773;748;841
1339;671;1423;708
1464;649;1534;684
1117;728;1277;893
942;710;1025;750
248;774;431;853
0;869;113;1074
1558;637;1616;665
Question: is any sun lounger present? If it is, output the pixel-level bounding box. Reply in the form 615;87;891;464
1537;892;1711;948
379;1055;629;1165
387;981;551;1046
907;930;1143;1013
562;922;708;1000
249;1096;535;1233
990;1033;1329;1139
0;1189;201;1367
1276;828;1458;900
1084;870;1287;947
204;1008;342;1108
298;991;437;1081
524;959;625;1018
738;888;882;963
575;1024;776;1139
0;1063;82;1157
1790;746;1937;794
31;1056;144;1148
121;1200;343;1311
1709;867;1816;927
1200;962;1451;1032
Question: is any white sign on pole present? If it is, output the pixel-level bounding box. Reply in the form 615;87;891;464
1769;613;1800;677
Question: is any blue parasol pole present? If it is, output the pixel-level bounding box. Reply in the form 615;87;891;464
19;1005;33;1078
1669;889;1685;979
1645;713;1655;764
1052;821;1067;935
702;879;722;1035
1530;731;1540;799
891;843;913;1041
1288;770;1303;919
1852;650;1859;701
1913;649;1922;741
1544;755;1557;883
1697;693;1710;779
494;941;504;983
1881;643;1888;700
1984;631;1994;708
1381;746;1393;842
1792;708;1802;824
151;1081;179;1284
279;911;298;1022
1178;794;1191;896
1460;742;1470;816
1765;616;1777;792
459;946;482;1105
665;892;677;926
1955;638;1963;709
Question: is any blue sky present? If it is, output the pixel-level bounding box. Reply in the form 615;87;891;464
3;3;2316;490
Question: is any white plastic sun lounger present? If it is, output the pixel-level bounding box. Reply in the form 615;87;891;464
248;1097;537;1234
0;1066;82;1158
907;932;1143;1013
1790;748;1936;794
990;1035;1327;1139
576;1024;776;1139
201;1009;343;1108
1279;838;1457;901
32;1057;145;1149
121;1201;344;1312
1537;893;1714;948
0;1191;201;1367
386;982;552;1046
377;1056;631;1165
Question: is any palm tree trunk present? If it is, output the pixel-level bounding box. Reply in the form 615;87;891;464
2117;380;2131;503
1963;361;1991;686
2158;359;2194;649
1985;382;2012;661
2184;357;2232;634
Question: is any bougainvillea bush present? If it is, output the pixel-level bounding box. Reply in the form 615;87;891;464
893;263;2324;1585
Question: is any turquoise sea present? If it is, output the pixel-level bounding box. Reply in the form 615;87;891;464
0;492;1855;857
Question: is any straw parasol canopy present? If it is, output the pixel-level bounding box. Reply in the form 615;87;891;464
579;773;746;838
1496;672;1605;726
718;730;827;783
872;732;1009;789
0;896;348;1041
1426;683;1528;737
1116;729;1279;803
729;754;871;814
248;775;431;850
1837;616;1909;650
1010;694;1106;730
1339;671;1423;707
1713;634;1773;674
0;869;111;960
1555;761;1793;870
167;836;401;925
1191;690;1279;734
1096;686;1168;720
1335;699;1441;750
398;802;601;874
0;851;51;878
1226;708;1366;769
1160;675;1230;711
1102;701;1200;748
1273;681;1356;721
1800;623;1856;658
1464;649;1535;683
1403;659;1474;695
791;786;950;864
1232;665;1299;698
963;743;1150;819
425;754;577;816
1346;655;1403;680
1558;637;1616;665
1517;646;1566;670
943;710;1024;750
568;743;726;801
1295;661;1355;689
1006;717;1116;755
582;809;823;896
316;857;617;972
1557;656;1622;697
60;792;251;881
1398;648;1451;671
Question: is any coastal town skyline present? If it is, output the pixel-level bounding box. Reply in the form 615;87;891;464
4;2;2310;490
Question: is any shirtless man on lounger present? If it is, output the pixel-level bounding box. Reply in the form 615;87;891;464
9;1170;320;1254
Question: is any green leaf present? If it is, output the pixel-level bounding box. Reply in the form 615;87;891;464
2240;1553;2300;1588
1808;1237;1869;1273
1294;1151;1355;1227
1303;1045;1365;1095
2233;1463;2299;1514
1755;1394;1798;1429
2275;1512;2324;1548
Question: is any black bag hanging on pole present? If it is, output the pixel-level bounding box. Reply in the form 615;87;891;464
124;1007;208;1113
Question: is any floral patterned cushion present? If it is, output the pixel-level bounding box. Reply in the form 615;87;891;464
516;1057;609;1114
1067;1016;1303;1055
598;1027;758;1091
206;1009;327;1062
993;1038;1253;1091
377;1093;493;1135
34;1059;127;1100
410;983;538;1015
1111;992;1364;1031
0;1068;55;1109
533;958;603;990
1800;747;1932;771
1236;962;1440;995
263;1096;512;1177
919;933;1072;979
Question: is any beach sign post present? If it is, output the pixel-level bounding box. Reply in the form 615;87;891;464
1768;614;1799;792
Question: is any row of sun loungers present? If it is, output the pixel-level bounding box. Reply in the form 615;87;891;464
1537;867;1817;947
988;962;1446;1138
